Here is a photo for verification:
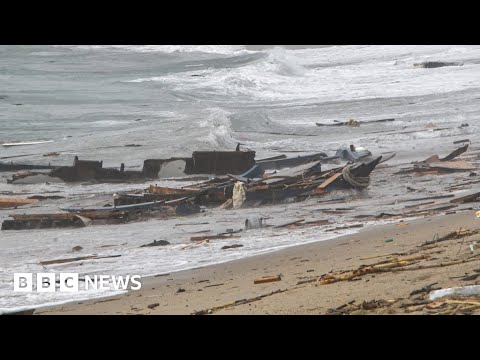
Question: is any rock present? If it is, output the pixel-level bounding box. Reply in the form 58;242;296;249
147;303;159;309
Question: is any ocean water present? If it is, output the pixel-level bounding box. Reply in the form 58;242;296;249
1;45;480;313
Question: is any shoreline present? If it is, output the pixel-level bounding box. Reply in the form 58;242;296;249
35;210;480;315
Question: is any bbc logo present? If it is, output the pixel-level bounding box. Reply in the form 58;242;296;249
14;273;79;292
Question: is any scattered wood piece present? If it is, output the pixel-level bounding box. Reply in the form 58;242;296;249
140;240;170;247
147;303;159;309
409;283;440;296
318;172;342;189
273;219;305;228
175;222;210;227
453;139;470;145
254;275;282;284
192;288;287;315
39;254;121;266
440;144;469;162
221;244;243;250
190;234;241;242
0;198;39;208
204;283;224;288
450;191;480;204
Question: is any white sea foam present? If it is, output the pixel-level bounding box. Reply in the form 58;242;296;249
60;45;253;55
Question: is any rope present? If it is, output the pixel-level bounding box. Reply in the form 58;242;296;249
342;164;370;189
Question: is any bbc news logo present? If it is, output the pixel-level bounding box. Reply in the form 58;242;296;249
14;273;142;292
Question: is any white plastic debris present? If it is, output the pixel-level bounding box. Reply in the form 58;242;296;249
429;285;480;301
232;181;246;209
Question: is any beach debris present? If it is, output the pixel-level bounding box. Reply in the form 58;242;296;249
409;283;441;297
27;195;65;200
254;275;282;284
245;216;267;230
414;61;463;68
124;144;142;147
140;240;170;247
39;254;121;266
274;219;306;229
384;238;394;243
144;150;256;178
191;234;241;242
1;213;93;230
221;244;244;250
440;144;469;162
396;144;474;176
192;289;287;315
0;161;55;172
429;285;480;301
147;303;159;309
453;139;470;145
450;191;480;204
0;198;39;209
421;228;480;247
204;283;224;288
316;118;395;127
71;246;83;252
232;181;246;209
177;288;186;293
43;152;60;157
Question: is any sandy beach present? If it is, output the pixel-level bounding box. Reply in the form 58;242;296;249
35;210;480;315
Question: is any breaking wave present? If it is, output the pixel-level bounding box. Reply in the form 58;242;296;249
60;45;253;55
198;108;238;150
126;45;480;104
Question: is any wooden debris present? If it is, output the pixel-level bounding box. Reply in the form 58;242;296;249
221;244;244;250
0;198;39;208
440;144;469;162
190;234;241;242
140;240;170;247
450;191;480;204
421;228;480;247
39;254;121;266
273;219;305;229
192;289;287;315
318;172;342;189
254;275;282;284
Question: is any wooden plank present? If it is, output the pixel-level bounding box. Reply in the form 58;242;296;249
254;275;282;284
318;172;342;189
190;235;241;242
0;198;39;208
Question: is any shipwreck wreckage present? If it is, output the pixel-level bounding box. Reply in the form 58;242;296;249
1;144;389;230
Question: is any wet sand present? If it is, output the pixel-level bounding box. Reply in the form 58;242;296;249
35;210;480;315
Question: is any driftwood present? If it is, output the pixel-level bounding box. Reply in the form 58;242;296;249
192;288;287;315
273;219;305;228
39;254;121;266
190;234;241;242
440;144;469;162
421;228;480;247
254;275;282;284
